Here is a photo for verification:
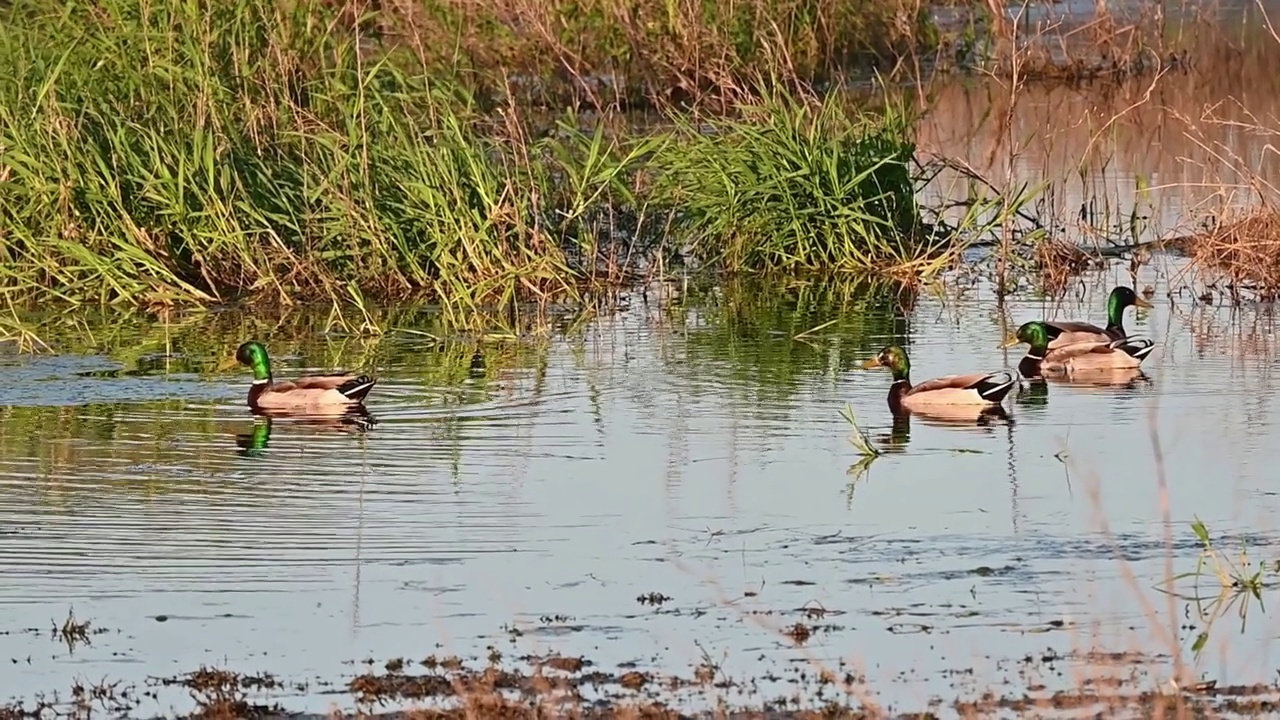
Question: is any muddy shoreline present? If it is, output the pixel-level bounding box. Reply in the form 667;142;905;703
7;649;1280;719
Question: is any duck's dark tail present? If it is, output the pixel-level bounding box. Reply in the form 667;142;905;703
974;370;1018;404
1108;337;1155;360
336;375;377;402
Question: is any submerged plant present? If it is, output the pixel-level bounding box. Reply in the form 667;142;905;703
1158;518;1277;658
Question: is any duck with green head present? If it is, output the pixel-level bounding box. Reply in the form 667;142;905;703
860;345;1017;413
1000;321;1154;378
1041;285;1153;348
235;341;377;413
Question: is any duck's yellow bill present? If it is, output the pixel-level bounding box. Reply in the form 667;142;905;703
860;357;882;369
215;355;240;372
1135;296;1155;309
998;335;1021;349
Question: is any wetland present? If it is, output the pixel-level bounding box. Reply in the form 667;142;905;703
5;264;1280;718
7;0;1280;718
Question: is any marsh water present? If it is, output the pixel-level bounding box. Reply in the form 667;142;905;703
10;9;1280;718
3;260;1280;716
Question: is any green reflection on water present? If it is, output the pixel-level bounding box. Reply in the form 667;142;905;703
0;276;942;501
669;275;916;399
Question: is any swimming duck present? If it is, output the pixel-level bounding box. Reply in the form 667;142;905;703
1042;285;1153;348
860;345;1017;413
234;341;377;413
1000;321;1154;378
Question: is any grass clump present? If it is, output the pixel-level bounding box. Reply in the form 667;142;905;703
1159;518;1277;659
654;90;960;275
0;0;977;313
840;404;881;457
1176;210;1280;302
0;0;656;309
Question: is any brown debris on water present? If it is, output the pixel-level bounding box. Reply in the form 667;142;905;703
784;623;813;645
536;655;586;674
53;608;95;652
1179;210;1280;302
953;683;1280;717
153;666;283;719
346;654;707;716
1034;237;1100;294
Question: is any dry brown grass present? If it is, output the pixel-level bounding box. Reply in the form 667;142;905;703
1033;235;1102;293
326;0;934;110
1176;211;1280;301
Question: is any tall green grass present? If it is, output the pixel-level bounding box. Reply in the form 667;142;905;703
0;0;655;310
650;90;988;275
0;0;986;314
654;90;944;273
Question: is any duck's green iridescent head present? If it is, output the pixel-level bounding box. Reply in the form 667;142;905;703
1001;321;1051;354
1107;286;1153;328
861;345;910;380
235;341;273;382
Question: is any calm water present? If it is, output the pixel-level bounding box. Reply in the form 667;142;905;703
1;261;1279;716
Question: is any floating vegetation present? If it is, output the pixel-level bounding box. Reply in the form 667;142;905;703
1159;518;1279;658
53;608;91;653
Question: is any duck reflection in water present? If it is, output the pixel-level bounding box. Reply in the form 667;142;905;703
234;407;377;457
874;403;1011;449
1049;366;1150;389
1013;378;1050;411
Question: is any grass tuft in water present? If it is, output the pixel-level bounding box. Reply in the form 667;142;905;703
840;404;881;458
655;89;956;275
1158;518;1277;658
1177;210;1280;303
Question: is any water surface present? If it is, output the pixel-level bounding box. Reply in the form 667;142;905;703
1;263;1278;716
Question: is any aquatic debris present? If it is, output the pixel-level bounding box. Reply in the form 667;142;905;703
54;608;91;651
1034;236;1100;293
347;655;673;708
800;601;831;620
149;666;283;719
1177;210;1280;303
618;671;649;690
784;622;813;645
636;592;672;606
539;656;586;674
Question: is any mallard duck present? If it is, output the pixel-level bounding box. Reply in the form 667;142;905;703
1042;285;1153;348
860;345;1017;412
1000;321;1154;378
234;341;377;413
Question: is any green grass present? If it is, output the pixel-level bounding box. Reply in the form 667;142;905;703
0;0;663;311
0;0;1001;316
376;0;939;109
654;89;943;273
1157;518;1277;660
